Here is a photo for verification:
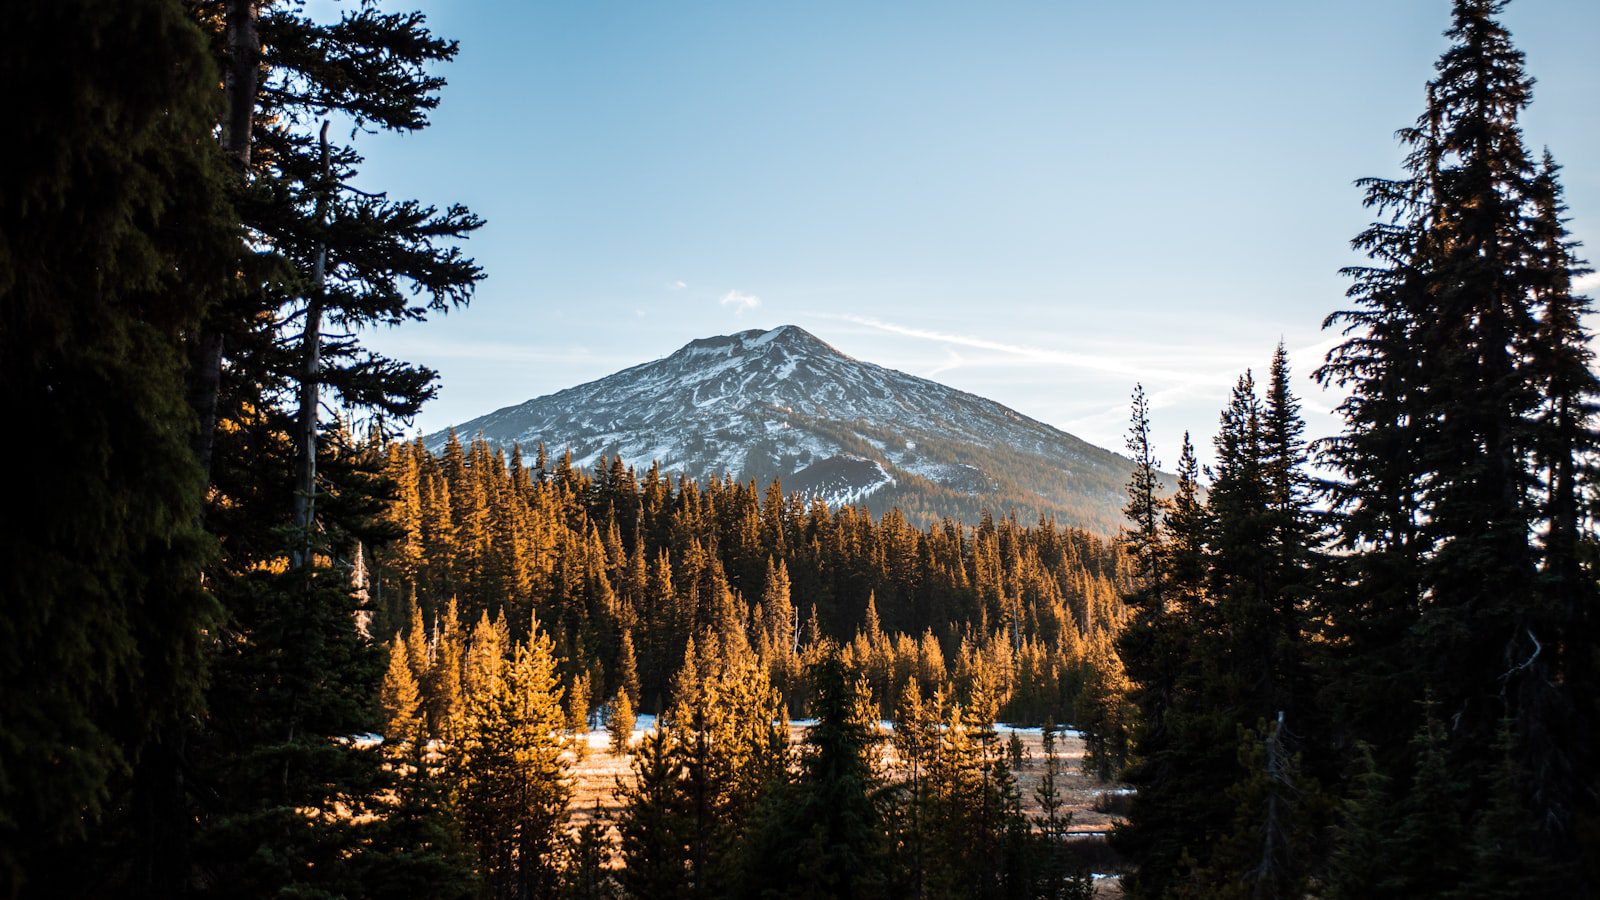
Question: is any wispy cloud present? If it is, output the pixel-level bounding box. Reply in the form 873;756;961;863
721;290;761;315
1575;271;1600;294
1058;378;1221;432
821;313;1220;384
815;312;1347;454
671;280;688;290
926;348;965;378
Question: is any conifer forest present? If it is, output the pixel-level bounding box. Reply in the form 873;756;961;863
2;0;1596;897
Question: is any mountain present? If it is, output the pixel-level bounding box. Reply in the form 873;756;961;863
425;325;1154;533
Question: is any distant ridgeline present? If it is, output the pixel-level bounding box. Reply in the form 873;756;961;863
372;431;1132;729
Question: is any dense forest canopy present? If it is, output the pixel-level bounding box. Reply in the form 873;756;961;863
1;0;1595;897
369;434;1128;721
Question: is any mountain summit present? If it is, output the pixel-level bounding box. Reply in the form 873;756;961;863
427;325;1144;532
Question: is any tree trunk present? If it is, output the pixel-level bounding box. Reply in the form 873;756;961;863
190;0;259;485
291;120;331;568
188;330;224;479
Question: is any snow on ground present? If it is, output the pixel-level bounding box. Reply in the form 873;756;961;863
580;713;660;750
343;733;384;749
576;716;1083;750
996;722;1086;738
569;718;1128;824
564;716;1132;892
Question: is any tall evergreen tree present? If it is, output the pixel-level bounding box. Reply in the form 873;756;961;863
885;682;937;898
1;0;234;891
1117;361;1321;897
453;614;572;899
1115;420;1216;899
609;687;637;755
1122;384;1164;599
372;631;478;900
1077;634;1133;781
666;630;789;894
1318;2;1595;887
1455;721;1562;899
745;652;886;898
181;1;487;893
1113;403;1203;890
382;634;426;749
615;728;692;900
1523;150;1600;871
1385;700;1470;897
1322;743;1401;900
1405;0;1543;786
1033;721;1094;900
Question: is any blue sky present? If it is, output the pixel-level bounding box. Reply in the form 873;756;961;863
355;0;1600;467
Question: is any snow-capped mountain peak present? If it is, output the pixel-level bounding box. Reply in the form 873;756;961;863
426;325;1144;532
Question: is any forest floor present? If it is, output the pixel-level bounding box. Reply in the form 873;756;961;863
565;718;1130;893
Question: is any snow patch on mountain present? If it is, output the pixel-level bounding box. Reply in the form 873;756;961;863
787;455;896;506
425;325;1148;530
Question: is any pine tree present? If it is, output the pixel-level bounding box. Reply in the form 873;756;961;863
433;598;467;741
1199;715;1317;900
1316;2;1594;888
984;728;1033;899
561;802;617;900
1034;721;1094;900
1112;397;1186;894
617;627;642;707
1190;369;1320;892
1323;743;1401;900
1115;424;1215;899
1387;699;1470;896
568;671;594;737
923;700;982;895
609;687;637;755
199;0;485;535
453;615;572;899
1205;371;1272;701
1316;59;1440;771
615;728;692;900
1404;0;1547;805
1455;720;1562;899
1;0;233;890
744;651;886;898
1078;633;1133;781
886;681;937;898
367;688;479;900
1523;151;1600;871
945;699;1033;899
383;634;426;749
1117;361;1323;897
1122;384;1164;597
666;630;789;893
174;0;488;894
1260;346;1319;738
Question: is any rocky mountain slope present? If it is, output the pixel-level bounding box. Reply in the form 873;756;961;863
426;325;1156;532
